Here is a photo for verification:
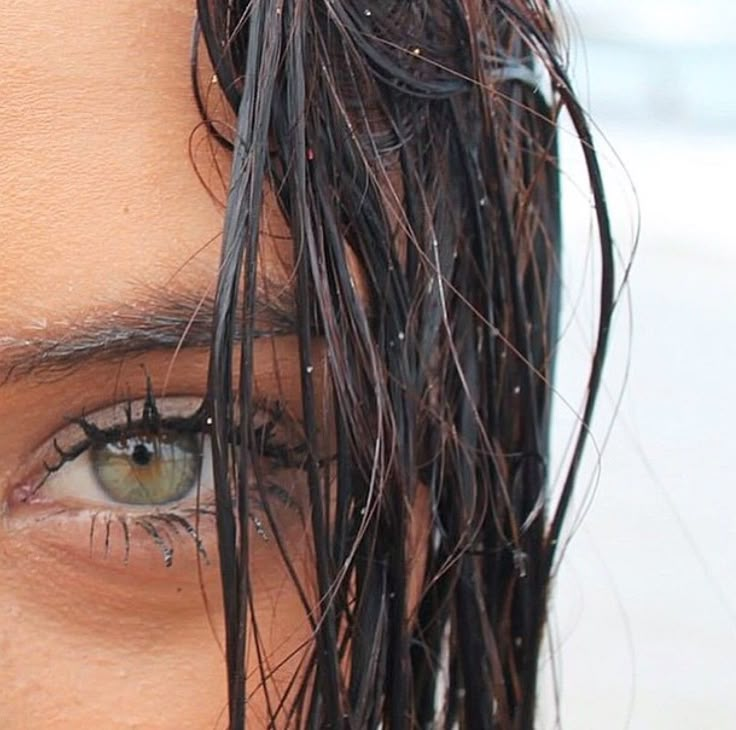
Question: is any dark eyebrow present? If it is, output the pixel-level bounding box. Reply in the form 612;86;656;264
0;288;296;385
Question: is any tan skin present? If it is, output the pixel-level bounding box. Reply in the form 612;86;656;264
1;3;430;728
0;2;304;728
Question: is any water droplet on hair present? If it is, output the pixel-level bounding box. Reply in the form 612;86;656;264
397;331;405;341
252;515;269;541
513;550;528;577
363;8;372;16
412;47;421;56
305;365;314;374
479;196;488;207
513;386;521;394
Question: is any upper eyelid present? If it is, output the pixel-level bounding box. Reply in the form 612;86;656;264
68;405;207;445
41;396;207;451
40;396;311;475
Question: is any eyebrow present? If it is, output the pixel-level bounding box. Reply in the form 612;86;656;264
0;288;296;385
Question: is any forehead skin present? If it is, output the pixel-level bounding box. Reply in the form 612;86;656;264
3;2;218;318
0;3;306;729
1;1;293;327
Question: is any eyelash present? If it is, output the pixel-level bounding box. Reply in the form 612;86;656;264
20;385;309;568
41;389;305;482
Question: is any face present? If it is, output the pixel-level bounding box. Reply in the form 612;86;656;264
0;2;321;727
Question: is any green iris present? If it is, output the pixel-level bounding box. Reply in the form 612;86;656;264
90;433;202;506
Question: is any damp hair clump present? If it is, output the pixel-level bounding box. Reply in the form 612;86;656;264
194;1;614;728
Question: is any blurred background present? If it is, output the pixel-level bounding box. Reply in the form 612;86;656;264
541;1;736;727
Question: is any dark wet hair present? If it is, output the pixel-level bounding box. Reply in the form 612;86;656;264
194;1;613;727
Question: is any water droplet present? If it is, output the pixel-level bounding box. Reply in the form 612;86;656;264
513;550;528;577
412;47;421;56
363;8;372;16
397;331;405;341
305;365;314;374
513;386;521;394
479;196;488;207
252;515;269;541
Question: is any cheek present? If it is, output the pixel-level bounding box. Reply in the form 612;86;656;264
0;529;229;729
0;515;315;730
245;505;316;705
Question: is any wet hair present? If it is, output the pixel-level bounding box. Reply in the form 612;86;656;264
194;1;613;728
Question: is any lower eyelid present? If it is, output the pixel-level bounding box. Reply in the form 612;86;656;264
5;469;308;573
3;502;220;577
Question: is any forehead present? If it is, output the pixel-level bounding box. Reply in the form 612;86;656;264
0;1;292;334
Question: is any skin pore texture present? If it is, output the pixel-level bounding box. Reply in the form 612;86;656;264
0;2;430;727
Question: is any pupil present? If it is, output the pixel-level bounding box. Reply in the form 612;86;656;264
131;443;152;466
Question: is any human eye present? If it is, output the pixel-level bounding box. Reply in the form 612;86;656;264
5;386;309;571
34;396;210;510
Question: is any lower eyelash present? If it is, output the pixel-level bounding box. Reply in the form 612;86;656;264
87;509;210;568
80;479;305;568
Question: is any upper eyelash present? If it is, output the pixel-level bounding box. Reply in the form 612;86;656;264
40;390;309;483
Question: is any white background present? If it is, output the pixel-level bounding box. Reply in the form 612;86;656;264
540;2;736;727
